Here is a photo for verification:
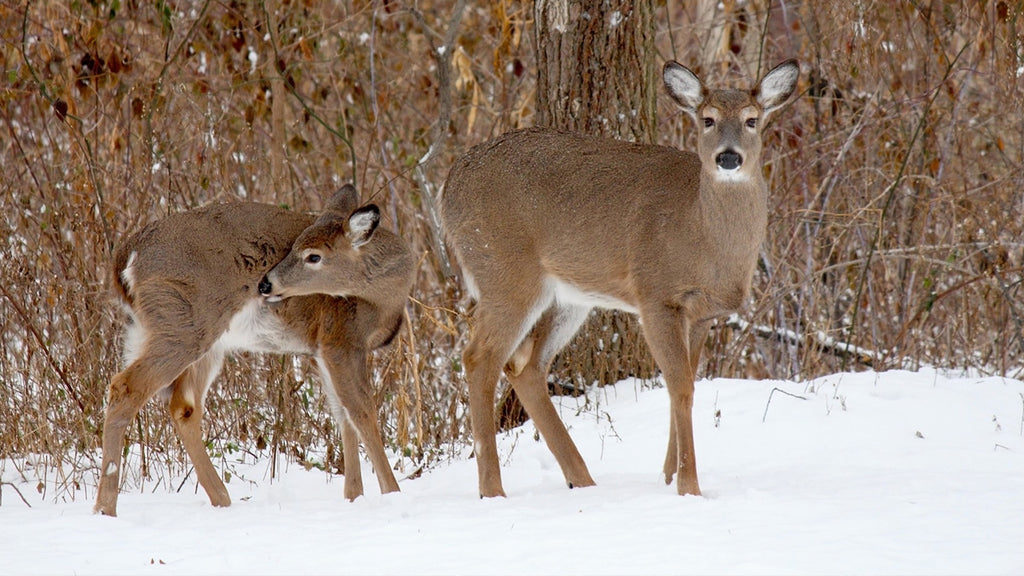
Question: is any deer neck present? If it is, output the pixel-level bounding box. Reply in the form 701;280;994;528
352;232;415;331
703;170;767;216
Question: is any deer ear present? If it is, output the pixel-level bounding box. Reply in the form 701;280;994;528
756;59;800;116
663;61;705;117
325;184;360;216
346;204;380;248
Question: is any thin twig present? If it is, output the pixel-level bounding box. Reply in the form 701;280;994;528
0;282;87;415
408;294;462;337
845;42;970;370
409;0;467;279
404;307;424;453
0;481;33;508
175;466;194;494
259;0;357;186
726;314;879;368
20;2;115;251
762;387;807;423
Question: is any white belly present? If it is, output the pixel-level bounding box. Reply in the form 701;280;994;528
550;277;639;315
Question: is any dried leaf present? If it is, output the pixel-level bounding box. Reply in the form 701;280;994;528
52;99;68;121
453;46;475;93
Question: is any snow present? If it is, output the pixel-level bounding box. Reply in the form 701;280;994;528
2;369;1023;575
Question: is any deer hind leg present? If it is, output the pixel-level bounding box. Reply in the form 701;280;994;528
95;345;199;516
662;323;707;485
316;352;399;497
168;349;230;508
641;304;704;496
96;283;215;516
463;282;553;498
506;303;595;489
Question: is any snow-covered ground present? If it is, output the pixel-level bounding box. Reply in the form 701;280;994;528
2;369;1023;575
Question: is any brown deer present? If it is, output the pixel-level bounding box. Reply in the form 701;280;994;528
440;60;800;497
95;185;415;516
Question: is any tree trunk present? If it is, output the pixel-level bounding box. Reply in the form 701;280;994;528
535;0;656;142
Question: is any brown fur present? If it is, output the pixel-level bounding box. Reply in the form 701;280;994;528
441;60;799;498
95;185;415;516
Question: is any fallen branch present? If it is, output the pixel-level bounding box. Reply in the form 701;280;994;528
725;313;880;369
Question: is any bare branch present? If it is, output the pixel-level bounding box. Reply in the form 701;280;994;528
410;0;467;279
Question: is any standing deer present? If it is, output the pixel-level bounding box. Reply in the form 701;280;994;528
440;60;800;497
95;185;415;516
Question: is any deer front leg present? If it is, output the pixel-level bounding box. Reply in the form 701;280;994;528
662;323;707;486
338;415;365;501
642;304;703;496
317;351;399;497
670;380;701;496
662;409;678;485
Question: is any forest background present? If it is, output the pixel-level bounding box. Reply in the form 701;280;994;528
1;0;1022;501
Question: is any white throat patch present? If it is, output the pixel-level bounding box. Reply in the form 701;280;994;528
712;168;752;183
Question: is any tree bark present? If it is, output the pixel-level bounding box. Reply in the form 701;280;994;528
535;0;655;142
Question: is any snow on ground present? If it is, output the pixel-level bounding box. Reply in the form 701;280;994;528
2;369;1023;575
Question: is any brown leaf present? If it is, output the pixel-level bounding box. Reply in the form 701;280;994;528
52;99;68;121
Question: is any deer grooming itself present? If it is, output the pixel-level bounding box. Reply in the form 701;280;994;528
95;185;415;516
440;60;800;498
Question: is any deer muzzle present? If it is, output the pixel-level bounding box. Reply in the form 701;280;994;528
258;275;282;302
715;150;743;171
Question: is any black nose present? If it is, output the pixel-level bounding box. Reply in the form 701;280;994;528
258;276;272;295
716;151;742;170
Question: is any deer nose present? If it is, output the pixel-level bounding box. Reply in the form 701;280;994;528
716;150;742;170
258;276;273;295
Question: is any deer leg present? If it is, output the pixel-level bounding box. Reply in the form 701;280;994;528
316;352;399;497
168;350;230;508
96;283;219;516
641;304;703;496
464;284;552;498
463;332;506;498
662;409;678;485
506;304;595;489
95;353;195;516
338;414;365;501
662;324;706;485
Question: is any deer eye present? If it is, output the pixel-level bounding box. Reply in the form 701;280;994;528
305;253;322;265
745;118;758;128
703;117;715;128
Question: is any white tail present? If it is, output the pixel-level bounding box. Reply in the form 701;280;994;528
95;185;415;516
440;60;800;497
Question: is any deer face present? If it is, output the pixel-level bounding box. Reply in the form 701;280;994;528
662;60;800;183
258;189;381;302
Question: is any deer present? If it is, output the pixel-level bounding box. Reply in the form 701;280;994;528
94;184;415;516
440;59;800;498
